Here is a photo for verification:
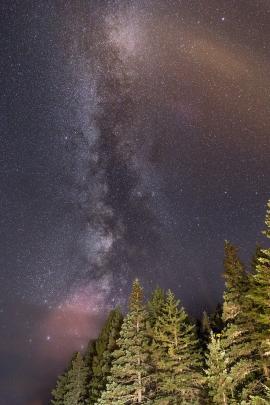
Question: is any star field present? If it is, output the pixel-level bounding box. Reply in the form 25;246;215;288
0;1;270;404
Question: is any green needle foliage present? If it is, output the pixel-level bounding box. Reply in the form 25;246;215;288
84;340;96;371
221;242;258;402
151;290;204;404
222;241;247;325
98;279;152;404
51;372;69;405
147;287;166;326
88;308;123;403
64;352;88;405
205;332;231;405
247;200;270;382
199;310;212;350
249;385;270;404
51;352;79;405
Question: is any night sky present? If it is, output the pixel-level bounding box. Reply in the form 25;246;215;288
1;1;270;404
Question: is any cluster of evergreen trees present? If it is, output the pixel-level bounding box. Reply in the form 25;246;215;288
51;201;270;404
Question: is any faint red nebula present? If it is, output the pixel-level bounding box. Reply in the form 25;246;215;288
36;279;111;361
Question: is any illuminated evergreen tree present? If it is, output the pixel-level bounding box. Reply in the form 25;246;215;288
221;242;258;402
147;287;165;326
98;279;152;404
247;201;270;382
205;332;231;405
51;372;68;405
84;340;96;371
88;308;123;403
199;310;212;350
51;352;78;405
151;290;204;404
64;352;88;405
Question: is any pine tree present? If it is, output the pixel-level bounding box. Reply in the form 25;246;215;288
220;242;258;402
98;279;152;404
247;200;270;382
151;290;204;404
64;352;88;405
205;332;231;405
88;308;123;403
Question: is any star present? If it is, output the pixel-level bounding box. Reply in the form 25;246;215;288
1;1;270;404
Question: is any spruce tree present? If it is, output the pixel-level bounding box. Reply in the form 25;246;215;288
247;200;270;382
88;308;123;403
220;242;258;402
264;200;270;238
83;340;96;404
251;245;264;274
64;352;88;405
205;332;231;405
51;372;68;405
199;310;212;350
211;303;223;331
147;287;165;326
84;340;96;370
51;352;79;405
98;279;152;404
222;241;247;324
151;290;204;404
147;287;166;399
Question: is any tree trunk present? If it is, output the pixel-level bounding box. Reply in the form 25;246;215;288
263;362;270;379
137;371;142;403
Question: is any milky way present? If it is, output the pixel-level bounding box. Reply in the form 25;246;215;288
1;1;270;404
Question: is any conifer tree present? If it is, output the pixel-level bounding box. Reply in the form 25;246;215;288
264;200;270;238
151;290;204;404
147;287;165;326
247;200;270;381
83;339;96;399
222;241;247;324
220;242;258;402
64;352;88;405
209;303;223;334
51;352;79;405
88;308;123;403
251;245;264;274
147;287;166;398
51;372;68;405
199;310;212;350
98;279;152;404
84;340;96;371
205;332;231;405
